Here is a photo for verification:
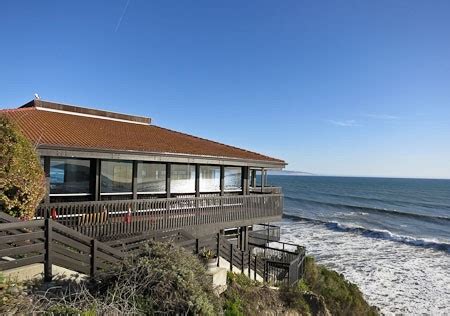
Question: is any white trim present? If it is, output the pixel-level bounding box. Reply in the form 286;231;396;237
100;192;133;196
49;193;92;197
137;191;166;195
35;107;149;125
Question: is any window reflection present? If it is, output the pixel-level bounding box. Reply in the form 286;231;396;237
101;160;133;193
200;166;220;192
171;164;195;193
137;162;166;193
224;167;242;191
50;158;91;194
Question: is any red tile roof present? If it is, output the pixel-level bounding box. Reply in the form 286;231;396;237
1;100;285;165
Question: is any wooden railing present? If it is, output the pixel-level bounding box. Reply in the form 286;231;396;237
36;194;283;239
0;214;305;286
0;219;124;280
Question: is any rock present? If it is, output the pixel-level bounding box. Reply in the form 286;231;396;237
303;292;331;316
8;286;20;295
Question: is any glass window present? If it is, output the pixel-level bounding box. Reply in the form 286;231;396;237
200;166;220;192
50;158;91;194
171;164;195;193
137;162;166;193
224;167;242;191
101;160;133;193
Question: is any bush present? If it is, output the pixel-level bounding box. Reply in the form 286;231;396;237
0;115;45;219
94;241;222;315
303;256;379;316
279;281;311;314
1;242;222;315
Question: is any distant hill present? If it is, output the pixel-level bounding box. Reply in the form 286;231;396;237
268;170;316;176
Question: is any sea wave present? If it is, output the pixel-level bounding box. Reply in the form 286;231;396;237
284;195;450;223
283;213;450;252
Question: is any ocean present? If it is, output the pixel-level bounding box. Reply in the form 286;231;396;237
270;175;450;315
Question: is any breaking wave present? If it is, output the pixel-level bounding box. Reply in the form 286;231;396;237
283;213;450;253
284;195;450;223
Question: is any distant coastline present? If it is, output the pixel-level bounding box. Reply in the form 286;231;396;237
269;170;316;176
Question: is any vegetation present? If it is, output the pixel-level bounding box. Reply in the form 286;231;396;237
303;256;379;316
93;241;222;315
0;242;222;315
223;272;294;315
0;115;45;219
222;257;379;316
0;244;378;315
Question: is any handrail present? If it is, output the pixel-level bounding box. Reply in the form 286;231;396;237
36;194;283;239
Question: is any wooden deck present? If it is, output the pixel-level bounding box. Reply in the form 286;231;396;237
36;194;283;238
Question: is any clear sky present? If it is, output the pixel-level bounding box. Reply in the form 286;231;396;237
1;1;449;179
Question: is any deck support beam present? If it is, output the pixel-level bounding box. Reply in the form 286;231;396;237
166;163;171;198
261;168;266;193
220;166;225;196
195;164;200;197
242;167;249;195
132;161;138;200
43;157;51;204
93;159;100;201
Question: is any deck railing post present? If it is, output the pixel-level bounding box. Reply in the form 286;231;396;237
264;260;268;283
241;251;244;274
216;233;220;267
230;244;233;271
44;218;53;282
254;256;257;280
91;239;98;278
195;238;199;254
248;250;251;277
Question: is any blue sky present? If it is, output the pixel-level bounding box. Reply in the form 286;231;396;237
1;1;449;179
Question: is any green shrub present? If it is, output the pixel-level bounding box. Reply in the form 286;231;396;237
279;281;311;315
0;115;45;219
303;256;379;316
94;241;222;315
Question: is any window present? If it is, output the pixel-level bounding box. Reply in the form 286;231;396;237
224;167;242;191
171;164;195;193
200;166;220;192
137;162;166;193
101;160;133;194
50;158;91;194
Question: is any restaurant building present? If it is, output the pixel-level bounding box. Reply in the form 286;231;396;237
1;99;286;244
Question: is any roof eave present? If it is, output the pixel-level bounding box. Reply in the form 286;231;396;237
36;144;287;169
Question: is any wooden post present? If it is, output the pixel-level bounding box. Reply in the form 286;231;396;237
248;250;251;277
90;239;98;278
216;233;220;267
254;256;257;280
264;260;268;282
220;166;225;196
195;238;199;254
44;218;53;282
94;159;100;201
230;244;233;271
242;167;249;195
195;164;200;197
261;168;265;193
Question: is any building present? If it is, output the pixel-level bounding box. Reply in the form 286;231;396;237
1;99;286;245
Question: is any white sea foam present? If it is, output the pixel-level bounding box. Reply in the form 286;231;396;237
280;220;450;315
